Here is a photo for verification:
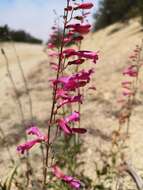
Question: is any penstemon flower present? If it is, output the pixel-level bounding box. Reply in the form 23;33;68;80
17;126;48;154
74;2;94;10
52;165;82;189
17;1;98;188
57;111;86;135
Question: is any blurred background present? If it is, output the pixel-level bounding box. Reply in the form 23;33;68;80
0;0;143;185
1;0;142;43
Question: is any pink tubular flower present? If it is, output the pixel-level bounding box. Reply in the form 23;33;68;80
17;139;41;154
57;112;86;135
17;126;47;154
74;2;94;10
52;69;94;91
47;42;55;49
62;48;76;57
64;37;72;44
48;51;59;57
65;111;80;123
76;51;99;63
56;89;69;99
57;94;83;108
52;165;82;189
123;65;138;77
66;24;91;34
64;50;99;63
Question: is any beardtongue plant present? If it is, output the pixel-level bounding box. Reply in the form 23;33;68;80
112;43;143;149
107;43;143;188
17;0;98;189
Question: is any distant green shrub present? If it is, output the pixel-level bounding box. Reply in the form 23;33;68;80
93;0;143;31
0;25;42;44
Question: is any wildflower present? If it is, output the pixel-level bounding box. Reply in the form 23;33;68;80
57;94;83;108
57;111;86;135
64;37;72;44
74;3;94;10
52;69;93;91
62;48;76;57
17;139;42;154
123;65;138;77
48;51;59;57
76;51;99;63
64;50;99;63
17;127;47;154
56;89;69;99
52;165;82;189
47;42;55;49
66;24;91;34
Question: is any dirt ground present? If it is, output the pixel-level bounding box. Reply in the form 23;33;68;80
0;18;143;182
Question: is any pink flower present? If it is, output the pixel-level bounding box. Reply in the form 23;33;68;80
64;37;72;44
74;2;94;10
57;94;83;108
66;24;91;34
57;112;86;135
65;111;80;123
64;50;99;63
47;42;55;49
48;51;59;57
123;65;138;77
56;89;69;99
26;126;47;140
17;139;42;154
52;69;94;91
73;69;94;81
17;126;47;154
52;165;82;189
76;51;99;63
62;48;76;57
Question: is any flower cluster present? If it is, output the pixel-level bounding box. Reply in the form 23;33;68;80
17;0;98;188
47;0;98;137
52;165;82;189
117;45;143;125
17;126;48;154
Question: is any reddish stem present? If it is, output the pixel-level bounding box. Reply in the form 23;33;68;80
42;1;70;189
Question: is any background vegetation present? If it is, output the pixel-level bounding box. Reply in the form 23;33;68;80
0;25;42;44
93;0;143;30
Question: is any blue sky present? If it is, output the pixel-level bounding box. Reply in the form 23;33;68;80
0;0;99;41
